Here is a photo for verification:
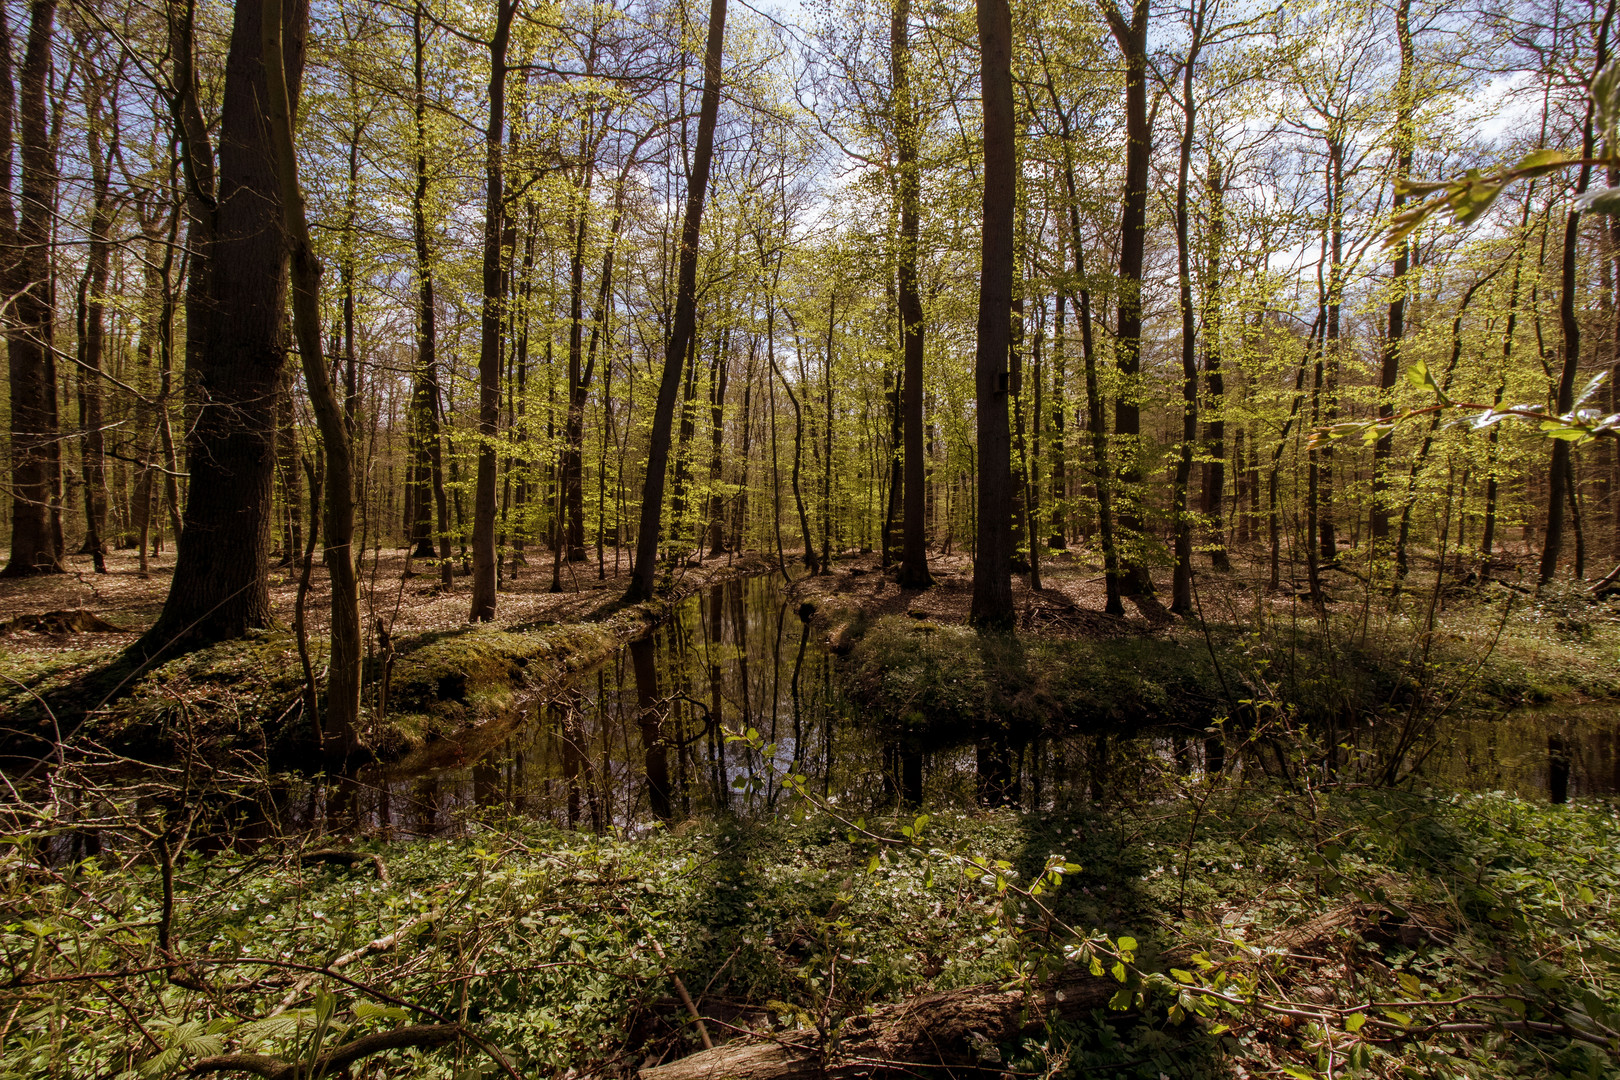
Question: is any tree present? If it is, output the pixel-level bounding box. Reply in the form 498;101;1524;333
970;0;1015;628
893;0;931;589
262;0;360;756
626;0;729;603
1541;10;1612;584
469;0;517;622
1;0;63;579
75;34;119;575
1102;0;1153;598
136;0;308;652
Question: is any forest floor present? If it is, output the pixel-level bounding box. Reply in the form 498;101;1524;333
0;544;776;765
9;778;1618;1080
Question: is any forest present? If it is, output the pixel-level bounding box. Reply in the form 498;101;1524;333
2;0;1620;1076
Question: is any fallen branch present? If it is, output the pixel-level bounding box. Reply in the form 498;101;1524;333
267;910;433;1017
190;1023;463;1079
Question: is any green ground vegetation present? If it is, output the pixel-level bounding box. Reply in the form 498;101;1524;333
6;769;1617;1079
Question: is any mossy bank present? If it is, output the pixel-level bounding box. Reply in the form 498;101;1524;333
2;555;776;767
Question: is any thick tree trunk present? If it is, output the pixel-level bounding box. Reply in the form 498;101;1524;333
627;0;728;602
469;0;516;620
969;0;1015;628
1;1;63;578
137;0;308;651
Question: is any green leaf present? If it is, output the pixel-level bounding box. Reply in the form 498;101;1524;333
1517;148;1571;173
1407;360;1435;391
1116;935;1137;953
1171;968;1195;984
1539;420;1589;441
1345;1012;1366;1032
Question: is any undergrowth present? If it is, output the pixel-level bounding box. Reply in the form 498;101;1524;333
4;779;1616;1079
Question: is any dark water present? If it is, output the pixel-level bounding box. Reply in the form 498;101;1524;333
283;573;1620;839
330;573;850;836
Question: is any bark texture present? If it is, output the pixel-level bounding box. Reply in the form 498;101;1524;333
137;0;308;651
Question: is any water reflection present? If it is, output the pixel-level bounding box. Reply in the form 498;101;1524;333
292;575;1620;838
324;576;842;836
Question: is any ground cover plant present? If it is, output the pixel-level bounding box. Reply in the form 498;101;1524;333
5;728;1618;1079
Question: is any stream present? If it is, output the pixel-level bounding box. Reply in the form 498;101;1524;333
285;572;1620;839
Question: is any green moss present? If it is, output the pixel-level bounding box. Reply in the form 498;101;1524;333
92;631;314;759
844;616;1226;742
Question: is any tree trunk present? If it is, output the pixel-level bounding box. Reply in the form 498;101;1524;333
822;296;835;571
893;0;931;587
777;316;819;573
408;0;451;590
1049;291;1067;549
262;0;360;758
1;1;63;578
1373;0;1414;548
707;331;731;556
137;0;307;651
626;0;728;602
469;0;516;620
75;50;116;573
1170;13;1204;616
1201;156;1230;571
1103;0;1152;598
1542;12;1610;585
1038;52;1121;614
969;0;1015;628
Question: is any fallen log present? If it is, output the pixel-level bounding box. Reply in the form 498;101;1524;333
640;965;1120;1080
641;898;1450;1080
